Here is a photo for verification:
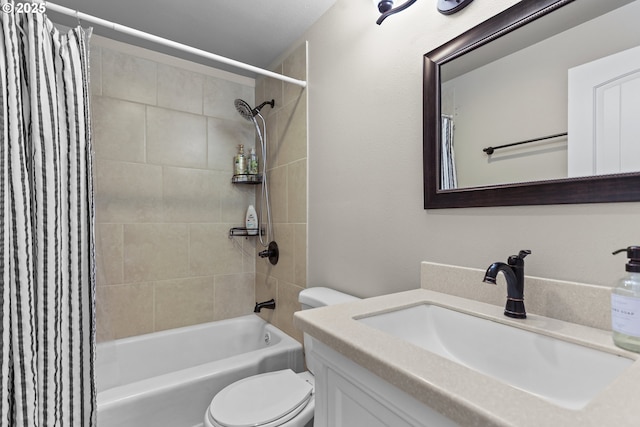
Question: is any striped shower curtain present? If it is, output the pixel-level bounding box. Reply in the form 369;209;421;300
440;115;457;190
1;4;96;427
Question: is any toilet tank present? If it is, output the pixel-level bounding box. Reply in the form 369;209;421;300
298;287;360;375
298;286;359;310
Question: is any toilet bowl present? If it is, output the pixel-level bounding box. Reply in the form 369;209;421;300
205;370;315;427
204;287;359;427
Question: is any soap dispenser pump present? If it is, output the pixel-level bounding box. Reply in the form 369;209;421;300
611;246;640;352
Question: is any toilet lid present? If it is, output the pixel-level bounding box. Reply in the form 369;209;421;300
209;369;313;427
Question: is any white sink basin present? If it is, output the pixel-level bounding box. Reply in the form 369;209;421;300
358;304;633;410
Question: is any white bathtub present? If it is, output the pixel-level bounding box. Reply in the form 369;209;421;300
96;314;304;427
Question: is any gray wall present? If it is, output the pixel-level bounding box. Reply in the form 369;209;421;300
304;0;640;298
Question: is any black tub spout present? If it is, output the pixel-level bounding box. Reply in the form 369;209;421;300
254;299;276;313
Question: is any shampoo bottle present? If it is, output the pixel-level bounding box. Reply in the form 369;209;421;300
245;205;258;236
611;246;640;352
234;144;247;175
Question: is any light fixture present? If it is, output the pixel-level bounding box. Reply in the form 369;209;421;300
374;0;474;25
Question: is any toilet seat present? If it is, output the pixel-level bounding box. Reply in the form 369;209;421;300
208;369;313;427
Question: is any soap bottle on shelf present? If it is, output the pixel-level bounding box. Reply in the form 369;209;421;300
248;147;258;175
245;205;258;236
611;246;640;352
234;144;247;175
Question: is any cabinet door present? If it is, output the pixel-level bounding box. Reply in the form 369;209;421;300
326;368;415;427
310;338;459;427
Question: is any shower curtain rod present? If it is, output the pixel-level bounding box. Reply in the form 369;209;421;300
44;2;307;88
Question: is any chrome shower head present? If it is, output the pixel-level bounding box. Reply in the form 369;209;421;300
234;99;275;121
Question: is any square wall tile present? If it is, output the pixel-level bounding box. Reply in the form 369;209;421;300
283;43;306;80
287;159;307;224
96;283;154;341
242;237;256;273
283;43;307;105
102;49;156;105
255;78;266;112
262;223;294;284
261;72;283;114
92;96;146;163
162;167;222;223
275;281;305;343
94;160;163;223
294;224;307;288
275;96;307;166
220;178;255;224
255;273;277;323
123;223;189;282
264;112;280;169
267;165;288;224
189;224;244;276
95;223;123;286
214;273;255;320
204;76;254;122
207;117;255;173
157;64;204;115
147;106;208;168
255;272;276;302
90;45;102;96
155;277;215;331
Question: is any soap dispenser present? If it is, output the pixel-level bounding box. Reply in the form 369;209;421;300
611;246;640;352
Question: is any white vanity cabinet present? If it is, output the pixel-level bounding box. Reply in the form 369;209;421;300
310;338;459;427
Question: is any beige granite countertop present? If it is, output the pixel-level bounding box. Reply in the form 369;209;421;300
293;288;640;427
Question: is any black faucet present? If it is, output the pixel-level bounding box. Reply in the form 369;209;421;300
254;299;276;313
483;250;531;319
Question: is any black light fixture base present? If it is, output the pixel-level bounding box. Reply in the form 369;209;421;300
437;0;474;15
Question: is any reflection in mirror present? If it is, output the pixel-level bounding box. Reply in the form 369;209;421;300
440;0;640;189
423;0;640;208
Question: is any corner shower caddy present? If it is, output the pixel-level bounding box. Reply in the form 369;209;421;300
228;227;265;238
229;174;264;238
231;174;263;184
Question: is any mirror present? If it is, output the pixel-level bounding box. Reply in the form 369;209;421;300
423;0;640;208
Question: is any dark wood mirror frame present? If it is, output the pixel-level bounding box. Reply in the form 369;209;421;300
423;0;640;209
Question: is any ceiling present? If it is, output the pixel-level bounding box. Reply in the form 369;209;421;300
46;0;337;77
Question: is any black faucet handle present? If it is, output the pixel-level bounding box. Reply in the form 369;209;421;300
517;249;532;259
508;250;531;265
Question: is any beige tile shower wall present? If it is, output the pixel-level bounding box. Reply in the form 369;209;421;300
255;43;308;343
91;39;258;341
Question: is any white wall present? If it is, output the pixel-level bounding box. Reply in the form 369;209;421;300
303;0;640;298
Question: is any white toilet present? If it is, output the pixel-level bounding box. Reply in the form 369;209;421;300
204;287;359;427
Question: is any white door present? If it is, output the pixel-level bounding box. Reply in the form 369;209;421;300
567;45;640;177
